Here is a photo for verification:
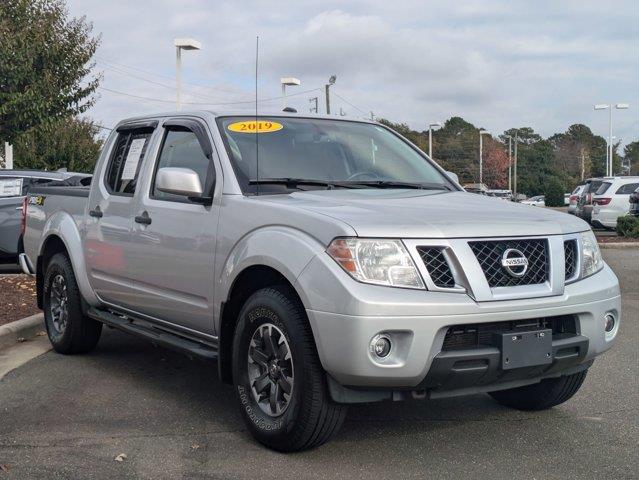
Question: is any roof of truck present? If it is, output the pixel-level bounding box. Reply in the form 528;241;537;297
115;110;375;128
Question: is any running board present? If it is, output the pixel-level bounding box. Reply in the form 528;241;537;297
87;307;218;361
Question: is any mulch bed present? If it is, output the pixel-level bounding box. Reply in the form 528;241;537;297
0;275;40;326
597;235;639;243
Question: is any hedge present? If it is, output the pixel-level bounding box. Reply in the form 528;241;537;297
617;215;639;238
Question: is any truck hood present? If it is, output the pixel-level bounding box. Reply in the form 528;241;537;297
261;189;590;238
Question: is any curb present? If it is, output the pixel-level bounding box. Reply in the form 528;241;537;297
0;313;45;351
598;242;639;249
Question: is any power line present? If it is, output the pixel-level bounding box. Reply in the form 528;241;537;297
331;91;369;115
97;85;324;107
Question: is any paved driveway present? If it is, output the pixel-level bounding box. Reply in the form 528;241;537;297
0;251;637;479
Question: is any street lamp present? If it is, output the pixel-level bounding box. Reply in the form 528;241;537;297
504;135;513;192
479;129;491;186
281;77;301;110
428;122;442;159
174;38;202;110
325;75;336;114
594;103;630;176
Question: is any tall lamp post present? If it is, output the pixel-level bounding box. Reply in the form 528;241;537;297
280;77;301;110
325;75;336;114
174;38;202;110
479;129;491;186
594;103;630;176
428;122;441;158
504;135;513;192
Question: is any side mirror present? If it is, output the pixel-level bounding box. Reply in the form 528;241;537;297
445;171;460;185
156;167;206;199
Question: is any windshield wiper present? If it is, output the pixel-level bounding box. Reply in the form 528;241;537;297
249;178;359;190
345;180;452;191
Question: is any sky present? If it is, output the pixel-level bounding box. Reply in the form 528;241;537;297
67;0;639;146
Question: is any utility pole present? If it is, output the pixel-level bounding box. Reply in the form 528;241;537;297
513;131;519;200
428;122;442;159
370;111;375;122
506;136;512;192
309;97;318;113
580;149;585;181
325;75;336;114
479;130;491;186
3;142;13;169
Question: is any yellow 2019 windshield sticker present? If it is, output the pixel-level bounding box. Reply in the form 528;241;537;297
227;120;283;133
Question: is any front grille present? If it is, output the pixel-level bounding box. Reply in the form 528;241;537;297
416;246;455;288
469;239;548;287
442;316;577;351
564;239;578;280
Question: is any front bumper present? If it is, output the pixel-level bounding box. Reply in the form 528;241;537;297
298;255;620;397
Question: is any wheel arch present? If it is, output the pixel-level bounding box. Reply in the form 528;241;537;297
218;264;310;385
37;212;98;308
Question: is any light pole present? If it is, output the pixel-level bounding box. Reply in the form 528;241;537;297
479;129;491;186
325;75;336;114
174;38;202;110
594;103;630;176
428;122;442;159
504;135;513;192
280;77;301;110
513;131;519;200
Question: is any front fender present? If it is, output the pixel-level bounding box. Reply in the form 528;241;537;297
39;211;98;305
216;226;327;312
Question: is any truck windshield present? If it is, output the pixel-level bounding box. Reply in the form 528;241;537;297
217;116;454;194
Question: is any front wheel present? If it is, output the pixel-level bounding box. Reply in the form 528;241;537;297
489;370;588;411
43;253;102;354
232;287;347;451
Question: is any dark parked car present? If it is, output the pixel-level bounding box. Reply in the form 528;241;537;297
0;170;90;267
630;187;639;217
576;178;606;224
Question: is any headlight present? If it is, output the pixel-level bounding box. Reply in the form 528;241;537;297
580;230;604;279
327;238;425;289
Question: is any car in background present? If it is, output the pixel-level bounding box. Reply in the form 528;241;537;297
629;187;639;217
521;195;545;207
591;176;639;229
568;185;586;215
0;170;90;267
486;189;512;200
576;178;608;223
463;183;489;194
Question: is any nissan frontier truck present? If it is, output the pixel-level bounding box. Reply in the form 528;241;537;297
20;111;620;451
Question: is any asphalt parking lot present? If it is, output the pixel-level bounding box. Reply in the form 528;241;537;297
0;250;637;480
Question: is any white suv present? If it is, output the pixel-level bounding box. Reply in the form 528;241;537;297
591;176;639;229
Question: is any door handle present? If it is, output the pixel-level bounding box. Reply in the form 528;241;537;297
89;206;103;218
134;211;152;225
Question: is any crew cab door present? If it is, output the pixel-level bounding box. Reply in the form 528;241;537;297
125;118;220;335
83;122;158;307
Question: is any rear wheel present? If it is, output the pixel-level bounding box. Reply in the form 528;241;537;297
232;286;347;451
43;253;102;354
489;370;588;410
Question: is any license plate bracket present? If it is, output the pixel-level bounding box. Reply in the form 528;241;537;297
497;329;553;370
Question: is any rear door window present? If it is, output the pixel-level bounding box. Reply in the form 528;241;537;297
0;177;23;197
616;183;639;195
594;182;610;195
105;129;154;195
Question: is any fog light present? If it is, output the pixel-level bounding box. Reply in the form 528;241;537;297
604;314;615;333
371;335;392;358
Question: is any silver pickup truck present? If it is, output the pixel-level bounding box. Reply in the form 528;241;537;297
21;112;620;451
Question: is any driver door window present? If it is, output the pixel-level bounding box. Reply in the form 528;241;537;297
152;129;211;202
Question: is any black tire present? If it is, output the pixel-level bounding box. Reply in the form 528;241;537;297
489;370;588;411
43;253;102;354
232;286;347;452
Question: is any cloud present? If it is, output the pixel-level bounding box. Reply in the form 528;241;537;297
67;0;639;145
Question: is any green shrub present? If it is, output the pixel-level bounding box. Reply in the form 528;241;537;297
617;216;639;238
543;178;565;207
